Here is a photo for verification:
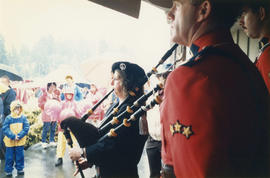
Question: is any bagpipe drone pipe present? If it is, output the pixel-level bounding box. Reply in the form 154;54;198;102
98;87;163;141
60;44;178;149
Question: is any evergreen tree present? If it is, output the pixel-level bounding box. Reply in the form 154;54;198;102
0;35;7;64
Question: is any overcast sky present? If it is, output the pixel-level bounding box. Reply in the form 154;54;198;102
0;0;171;73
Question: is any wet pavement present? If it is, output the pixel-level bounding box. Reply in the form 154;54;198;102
0;143;150;178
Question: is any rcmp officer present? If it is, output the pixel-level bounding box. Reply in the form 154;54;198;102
150;0;270;177
239;0;270;93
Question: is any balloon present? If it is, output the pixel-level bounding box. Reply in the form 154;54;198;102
44;99;62;121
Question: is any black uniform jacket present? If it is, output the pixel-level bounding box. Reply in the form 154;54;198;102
86;99;147;178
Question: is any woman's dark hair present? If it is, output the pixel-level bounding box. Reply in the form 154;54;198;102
47;82;57;91
244;0;269;15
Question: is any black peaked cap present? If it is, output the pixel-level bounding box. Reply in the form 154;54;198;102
112;61;146;91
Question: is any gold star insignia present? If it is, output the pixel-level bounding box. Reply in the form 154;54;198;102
174;121;182;133
170;124;175;135
182;126;193;139
268;72;270;78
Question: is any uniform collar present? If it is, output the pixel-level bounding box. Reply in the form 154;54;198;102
255;37;270;62
190;29;234;56
259;37;270;50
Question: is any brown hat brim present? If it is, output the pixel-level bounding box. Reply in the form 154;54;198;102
87;0;172;19
146;0;173;9
88;0;141;18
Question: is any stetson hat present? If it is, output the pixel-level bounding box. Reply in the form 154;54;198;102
88;0;141;18
147;0;173;9
87;0;172;18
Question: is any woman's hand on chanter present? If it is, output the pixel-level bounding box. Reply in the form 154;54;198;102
69;147;83;161
73;157;92;176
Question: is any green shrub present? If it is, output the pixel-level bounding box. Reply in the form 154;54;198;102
24;109;43;150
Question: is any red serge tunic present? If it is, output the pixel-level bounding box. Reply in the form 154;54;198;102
255;37;270;93
160;30;269;177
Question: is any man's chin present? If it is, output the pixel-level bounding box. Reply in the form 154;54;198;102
172;37;187;46
247;33;259;39
171;35;179;44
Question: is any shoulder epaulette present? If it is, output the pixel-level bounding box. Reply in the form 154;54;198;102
255;43;270;63
261;43;270;53
181;46;236;67
181;46;213;67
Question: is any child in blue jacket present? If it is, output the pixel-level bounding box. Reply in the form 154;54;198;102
3;100;29;177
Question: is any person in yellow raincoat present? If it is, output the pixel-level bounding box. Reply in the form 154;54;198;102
3;100;29;177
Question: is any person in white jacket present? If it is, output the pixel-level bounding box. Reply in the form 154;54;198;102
146;63;172;178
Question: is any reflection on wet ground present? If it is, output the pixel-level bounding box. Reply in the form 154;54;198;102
0;143;149;178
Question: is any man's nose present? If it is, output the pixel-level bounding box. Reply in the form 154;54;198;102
238;15;245;27
167;12;174;24
166;4;175;24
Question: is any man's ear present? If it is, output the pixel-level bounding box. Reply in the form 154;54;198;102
197;0;211;22
259;7;266;21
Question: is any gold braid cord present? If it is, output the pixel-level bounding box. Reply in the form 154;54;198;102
154;95;163;104
109;129;117;137
152;67;158;73
113;108;119;114
111;117;119;125
87;109;93;115
123;118;131;127
129;91;136;96
126;106;134;113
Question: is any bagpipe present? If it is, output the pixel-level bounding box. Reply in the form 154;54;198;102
60;44;178;177
98;84;163;142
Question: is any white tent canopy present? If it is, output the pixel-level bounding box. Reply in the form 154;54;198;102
42;64;89;84
80;58;116;88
